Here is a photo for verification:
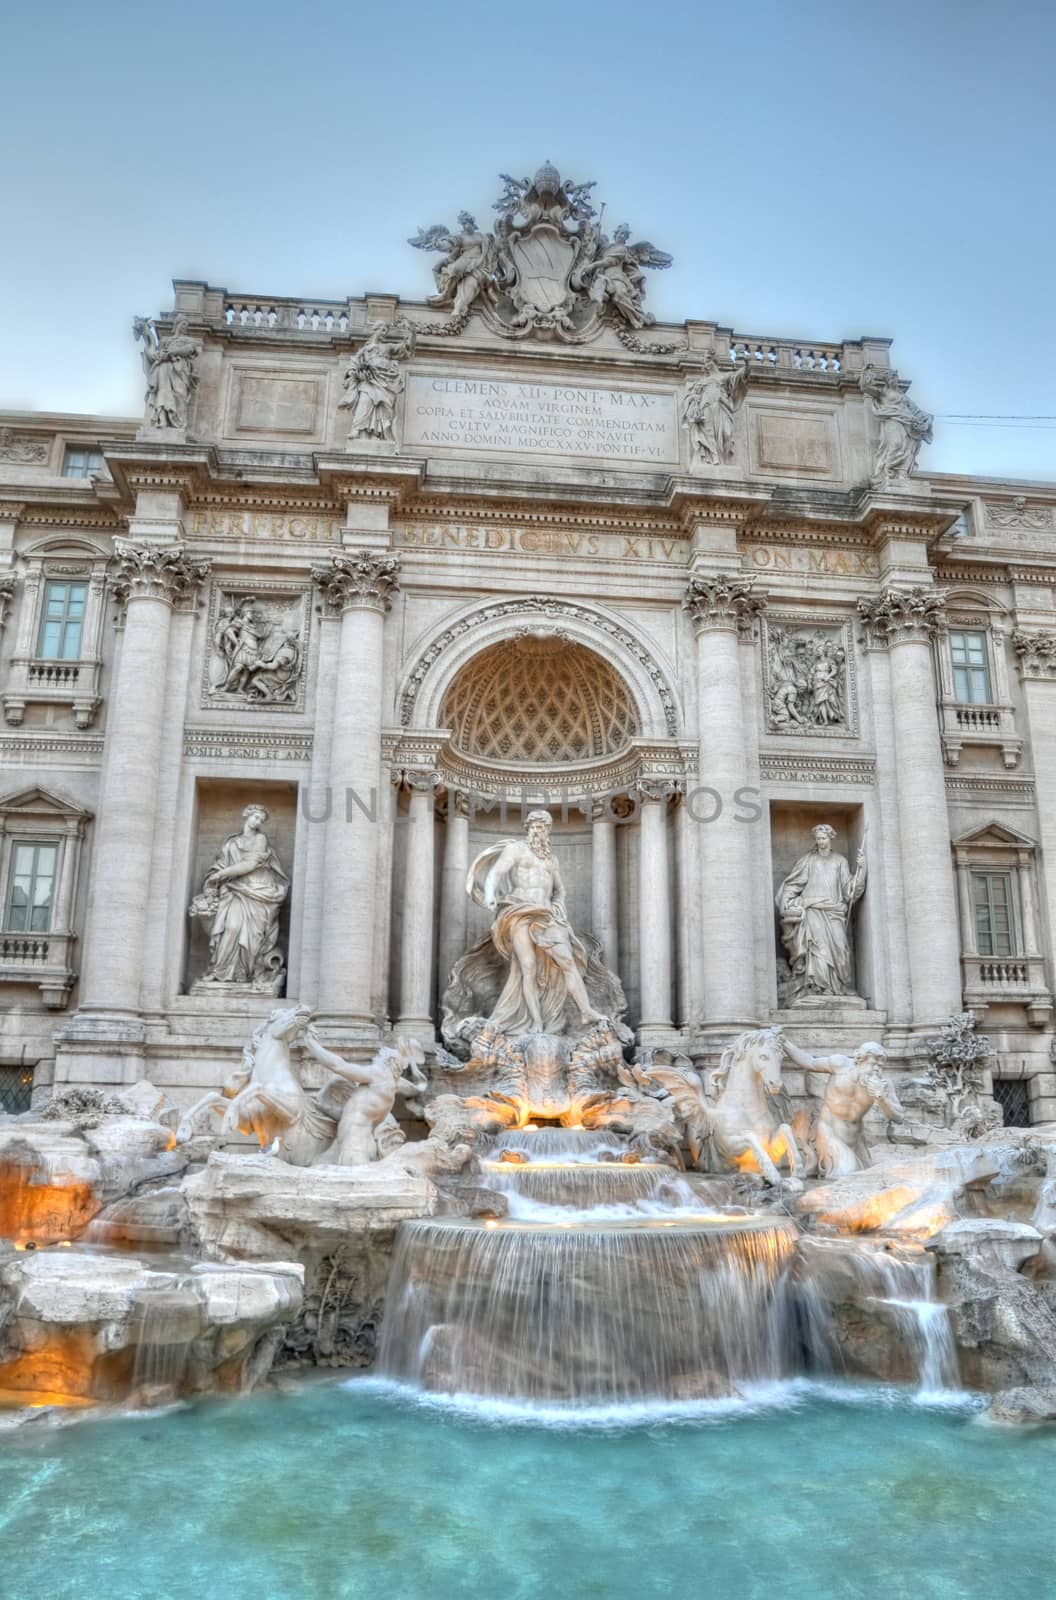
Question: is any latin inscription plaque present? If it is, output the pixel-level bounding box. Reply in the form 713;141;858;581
403;374;680;465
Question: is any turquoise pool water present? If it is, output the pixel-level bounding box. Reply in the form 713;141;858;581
1;1380;1052;1600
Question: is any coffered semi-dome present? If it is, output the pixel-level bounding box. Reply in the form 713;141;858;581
440;635;640;764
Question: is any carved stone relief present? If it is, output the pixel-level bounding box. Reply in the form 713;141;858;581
0;428;49;464
762;617;856;736
204;585;309;711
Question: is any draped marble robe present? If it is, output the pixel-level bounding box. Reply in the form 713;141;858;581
776;843;866;999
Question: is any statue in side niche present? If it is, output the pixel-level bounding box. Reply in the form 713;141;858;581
776;823;867;1002
189;804;289;993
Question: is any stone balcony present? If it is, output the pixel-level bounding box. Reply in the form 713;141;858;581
3;655;103;730
0;930;77;1009
962;953;1052;1027
940;700;1022;769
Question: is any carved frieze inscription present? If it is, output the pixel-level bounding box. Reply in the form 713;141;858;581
394;521;683;562
745;542;879;578
191;509;339;543
403;374;680;464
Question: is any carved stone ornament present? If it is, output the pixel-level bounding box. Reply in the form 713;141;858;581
1012;630;1056;679
133;315;201;433
857;586;947;647
409;162;677;348
207;589;307;708
683;574;766;638
312;552;400;613
0;427;49;464
764;621;850;733
0;573;16;629
859;364;933;485
985;496;1053;532
338;318;416;445
111;540;211;608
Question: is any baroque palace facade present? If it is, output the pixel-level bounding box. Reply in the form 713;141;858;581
1;162;1055;1123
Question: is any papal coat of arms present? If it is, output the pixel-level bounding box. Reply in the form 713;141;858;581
409;161;672;343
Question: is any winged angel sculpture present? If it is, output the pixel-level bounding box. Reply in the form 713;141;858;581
409;162;672;341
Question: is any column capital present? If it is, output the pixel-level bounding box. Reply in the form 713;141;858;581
313;552;400;614
636;777;680;804
857;585;947;649
683;574;766;638
111;540;211;609
1012;630;1056;680
394;766;442;794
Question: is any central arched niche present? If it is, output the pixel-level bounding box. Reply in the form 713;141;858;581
440;634;640;765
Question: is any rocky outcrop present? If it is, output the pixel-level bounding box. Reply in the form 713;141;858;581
927;1216;1056;1394
0;1113;187;1245
795;1134;1043;1237
0;1246;303;1407
184;1152;443;1371
183;1151;441;1263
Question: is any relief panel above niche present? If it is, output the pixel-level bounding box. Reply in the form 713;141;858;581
225;366;329;439
749;407;840;478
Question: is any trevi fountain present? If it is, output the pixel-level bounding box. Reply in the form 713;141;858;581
2;162;1056;1597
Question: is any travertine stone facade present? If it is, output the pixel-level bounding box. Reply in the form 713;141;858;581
2;164;1056;1118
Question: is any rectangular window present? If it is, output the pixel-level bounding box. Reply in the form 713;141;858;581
62;447;104;479
36;580;87;660
992;1078;1030;1128
950;630;992;704
973;870;1016;957
0;1067;34;1115
4;842;59;933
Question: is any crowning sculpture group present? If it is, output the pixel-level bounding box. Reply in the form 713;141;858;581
131;160;935;488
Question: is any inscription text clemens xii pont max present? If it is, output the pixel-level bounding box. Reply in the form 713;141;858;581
403;375;680;463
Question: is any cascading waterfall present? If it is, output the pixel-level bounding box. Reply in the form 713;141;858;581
378;1127;961;1405
379;1129;801;1402
794;1236;960;1394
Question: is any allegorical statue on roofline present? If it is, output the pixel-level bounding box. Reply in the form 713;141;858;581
410;162;672;343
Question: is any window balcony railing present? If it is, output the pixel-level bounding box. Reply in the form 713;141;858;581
0;928;75;1009
962;953;1052;1027
3;656;101;730
940;699;1021;769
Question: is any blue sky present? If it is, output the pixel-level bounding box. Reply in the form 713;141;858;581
3;0;1054;481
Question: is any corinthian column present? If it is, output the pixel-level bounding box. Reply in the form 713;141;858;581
637;783;673;1037
591;799;619;974
1013;631;1056;1009
78;541;210;1015
437;792;470;1006
858;587;961;1022
683;575;765;1029
395;768;439;1042
313;552;399;1024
